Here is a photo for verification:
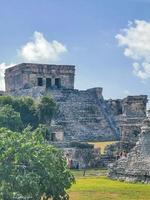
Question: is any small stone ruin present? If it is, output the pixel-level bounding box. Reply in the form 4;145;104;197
108;116;150;183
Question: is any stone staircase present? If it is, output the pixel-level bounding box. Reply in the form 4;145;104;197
48;88;120;141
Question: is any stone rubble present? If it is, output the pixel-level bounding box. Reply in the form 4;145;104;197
108;116;150;183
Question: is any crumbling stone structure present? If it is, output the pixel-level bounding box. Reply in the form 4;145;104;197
106;95;147;153
4;63;148;143
122;96;147;117
5;63;75;91
97;96;147;167
52;141;101;169
108;116;150;183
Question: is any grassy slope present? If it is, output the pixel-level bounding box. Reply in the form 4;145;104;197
68;169;150;200
88;141;117;154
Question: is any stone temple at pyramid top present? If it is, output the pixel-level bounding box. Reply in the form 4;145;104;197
5;63;75;92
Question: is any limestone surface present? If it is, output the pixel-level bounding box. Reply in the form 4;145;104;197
5;63;75;91
108;117;150;183
10;87;120;141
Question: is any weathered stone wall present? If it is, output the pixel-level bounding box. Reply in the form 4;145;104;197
118;119;142;151
52;142;101;168
108;117;150;183
106;95;147;118
122;95;147;117
53;87;120;141
106;95;147;153
5;63;75;91
101;96;148;164
106;99;122;116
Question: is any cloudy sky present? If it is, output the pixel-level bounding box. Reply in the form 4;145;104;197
1;0;150;100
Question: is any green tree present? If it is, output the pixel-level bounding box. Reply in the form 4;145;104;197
0;96;57;129
0;96;13;105
38;96;57;125
12;97;39;128
0;127;74;200
0;96;39;129
0;105;23;131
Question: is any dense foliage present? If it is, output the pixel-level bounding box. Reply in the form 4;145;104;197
0;95;57;131
0;104;23;131
0;96;75;199
38;96;57;125
0;127;75;200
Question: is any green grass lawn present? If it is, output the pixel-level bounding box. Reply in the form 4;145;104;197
68;169;150;200
88;141;117;154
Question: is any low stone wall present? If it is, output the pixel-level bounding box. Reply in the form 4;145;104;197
51;141;101;168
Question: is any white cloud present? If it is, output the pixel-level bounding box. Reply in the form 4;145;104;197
133;62;150;79
0;63;15;90
19;31;68;62
116;20;150;80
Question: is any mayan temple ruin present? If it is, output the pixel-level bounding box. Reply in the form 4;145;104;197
108;115;150;183
3;63;148;146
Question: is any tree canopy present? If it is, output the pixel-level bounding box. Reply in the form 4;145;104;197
0;104;23;131
0;96;75;199
38;96;57;125
0;127;75;200
0;95;57;131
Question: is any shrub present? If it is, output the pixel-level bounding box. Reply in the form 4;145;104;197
0;127;75;200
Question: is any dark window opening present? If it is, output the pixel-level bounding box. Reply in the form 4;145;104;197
51;133;56;141
55;78;61;88
37;78;43;86
133;130;139;137
46;78;52;89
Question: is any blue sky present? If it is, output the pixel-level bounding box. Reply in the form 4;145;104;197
1;0;150;100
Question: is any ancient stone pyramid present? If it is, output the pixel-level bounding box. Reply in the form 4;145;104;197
108;116;150;183
50;88;120;142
